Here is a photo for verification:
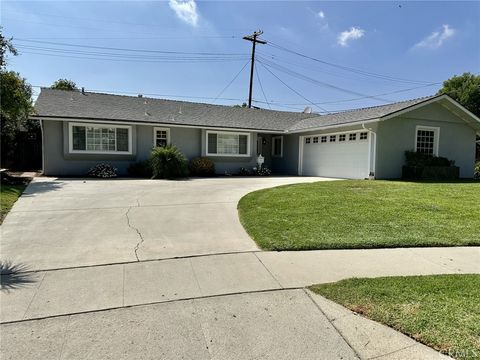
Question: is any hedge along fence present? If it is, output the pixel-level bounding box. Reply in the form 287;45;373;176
402;151;459;180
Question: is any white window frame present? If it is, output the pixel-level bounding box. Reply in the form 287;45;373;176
414;125;440;156
152;127;171;147
68;122;132;155
271;136;284;157
205;130;251;157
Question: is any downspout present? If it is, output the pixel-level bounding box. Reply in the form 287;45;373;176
362;123;377;179
40;119;45;175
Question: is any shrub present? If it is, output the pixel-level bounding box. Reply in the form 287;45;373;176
405;151;452;167
87;163;117;178
255;166;272;176
189;157;215;176
127;160;152;178
238;167;252;176
475;161;480;179
150;145;188;179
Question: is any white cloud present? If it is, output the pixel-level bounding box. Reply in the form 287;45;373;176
414;24;455;49
168;0;199;27
337;27;365;47
317;11;325;19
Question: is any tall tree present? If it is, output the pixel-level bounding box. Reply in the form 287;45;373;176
437;72;480;117
0;28;17;69
0;29;35;168
51;79;78;91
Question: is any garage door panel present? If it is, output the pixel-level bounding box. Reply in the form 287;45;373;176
302;138;369;179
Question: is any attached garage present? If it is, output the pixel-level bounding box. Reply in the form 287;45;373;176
299;130;372;179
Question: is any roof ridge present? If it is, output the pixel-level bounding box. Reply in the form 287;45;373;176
40;87;312;117
321;95;437;116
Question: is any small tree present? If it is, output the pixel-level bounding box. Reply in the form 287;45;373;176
51;79;78;91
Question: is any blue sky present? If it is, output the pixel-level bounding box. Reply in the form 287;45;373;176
2;1;479;113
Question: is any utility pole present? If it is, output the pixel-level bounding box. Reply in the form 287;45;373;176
243;30;266;108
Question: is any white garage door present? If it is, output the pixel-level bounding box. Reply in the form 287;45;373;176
300;132;370;179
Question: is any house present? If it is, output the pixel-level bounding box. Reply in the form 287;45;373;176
33;88;480;179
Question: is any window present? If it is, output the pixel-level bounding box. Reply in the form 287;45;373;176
272;136;283;157
153;127;170;148
330;135;336;142
305;137;311;144
321;136;327;143
349;133;357;141
206;131;250;156
69;123;131;154
313;136;319;143
415;126;439;156
360;132;368;140
339;134;346;142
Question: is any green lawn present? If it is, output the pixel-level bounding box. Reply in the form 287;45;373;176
1;184;26;224
238;180;480;250
310;275;480;360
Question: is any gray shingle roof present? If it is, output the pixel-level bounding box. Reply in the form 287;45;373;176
33;88;315;132
286;96;437;132
34;89;439;133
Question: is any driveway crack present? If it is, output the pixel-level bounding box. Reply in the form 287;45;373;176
125;206;144;261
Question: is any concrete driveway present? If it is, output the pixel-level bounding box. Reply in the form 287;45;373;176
1;176;324;271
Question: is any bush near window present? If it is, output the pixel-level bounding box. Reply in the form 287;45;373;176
403;151;459;180
256;166;272;176
189;157;215;177
150;145;188;179
87;163;117;178
404;151;452;167
127;160;152;178
475;161;480;179
238;167;252;176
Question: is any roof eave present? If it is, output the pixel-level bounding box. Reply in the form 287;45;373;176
32;115;287;134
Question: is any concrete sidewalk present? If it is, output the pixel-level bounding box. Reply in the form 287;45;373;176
1;289;451;360
2;247;472;359
1;246;478;323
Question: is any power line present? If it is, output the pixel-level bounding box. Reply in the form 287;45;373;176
265;40;434;85
258;62;328;113
255;65;271;110
258;57;391;102
213;60;250;103
15;44;247;62
18;35;237;40
13;38;248;56
4;10;252;32
252;82;441;106
18;50;247;64
257;50;420;86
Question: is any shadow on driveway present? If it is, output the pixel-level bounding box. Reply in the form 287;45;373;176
0;260;39;292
